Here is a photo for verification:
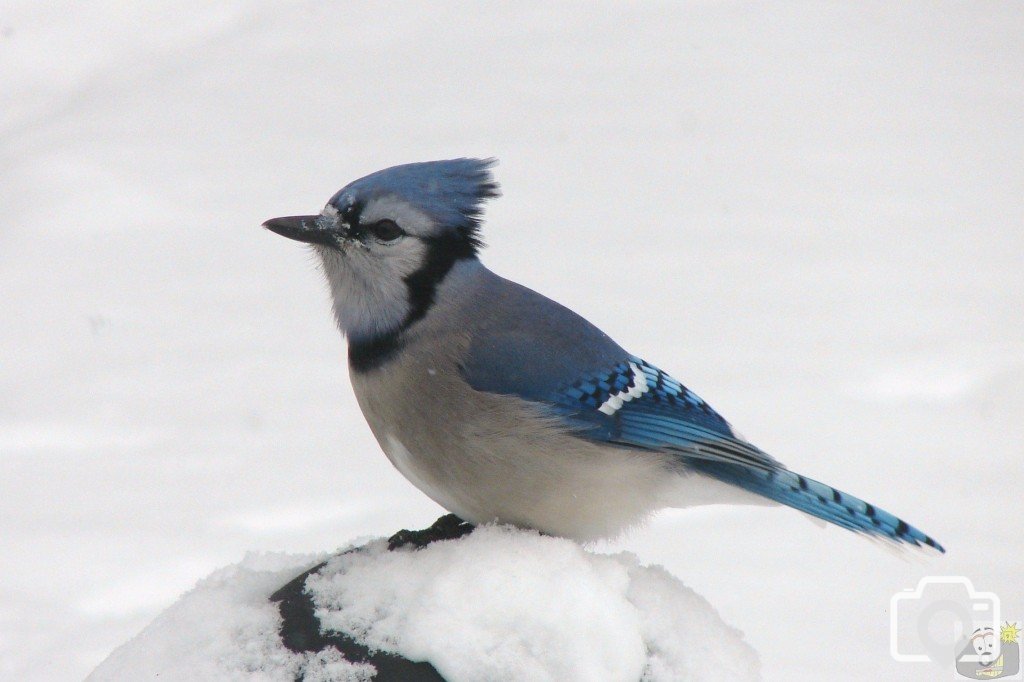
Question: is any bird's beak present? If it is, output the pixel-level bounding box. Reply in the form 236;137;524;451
261;215;338;247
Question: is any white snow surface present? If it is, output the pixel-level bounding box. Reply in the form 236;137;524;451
86;551;380;682
2;2;1022;681
86;553;316;682
88;527;759;681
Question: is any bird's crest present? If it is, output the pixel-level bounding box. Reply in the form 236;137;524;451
329;158;500;245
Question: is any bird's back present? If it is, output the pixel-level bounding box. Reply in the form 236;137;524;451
456;264;629;400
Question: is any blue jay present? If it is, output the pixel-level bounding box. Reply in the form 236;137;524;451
263;158;943;552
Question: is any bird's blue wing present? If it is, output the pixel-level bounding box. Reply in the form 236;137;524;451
464;349;944;552
535;356;786;474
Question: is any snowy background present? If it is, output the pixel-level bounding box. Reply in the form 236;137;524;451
1;1;1021;680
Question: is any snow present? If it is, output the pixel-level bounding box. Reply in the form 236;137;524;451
88;527;759;681
1;1;1022;681
87;552;319;682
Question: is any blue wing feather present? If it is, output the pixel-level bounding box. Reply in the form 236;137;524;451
465;345;944;552
544;356;782;471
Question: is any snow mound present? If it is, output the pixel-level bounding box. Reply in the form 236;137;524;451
85;552;329;681
88;526;759;681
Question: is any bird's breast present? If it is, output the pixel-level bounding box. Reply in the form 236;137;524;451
348;347;675;540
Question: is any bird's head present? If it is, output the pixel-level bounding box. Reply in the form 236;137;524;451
263;158;499;348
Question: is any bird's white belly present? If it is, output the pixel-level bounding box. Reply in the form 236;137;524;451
381;433;476;521
379;424;677;541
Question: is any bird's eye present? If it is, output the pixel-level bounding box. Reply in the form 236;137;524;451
367;220;403;242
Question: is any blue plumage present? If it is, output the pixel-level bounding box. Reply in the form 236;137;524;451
553;357;737;438
329;158;499;240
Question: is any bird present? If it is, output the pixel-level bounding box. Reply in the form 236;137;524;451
262;158;944;552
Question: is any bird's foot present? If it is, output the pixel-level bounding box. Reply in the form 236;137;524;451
387;513;475;550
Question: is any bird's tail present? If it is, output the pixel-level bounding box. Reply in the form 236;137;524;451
690;460;945;553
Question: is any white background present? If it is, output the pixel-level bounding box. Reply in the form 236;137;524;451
1;2;1021;680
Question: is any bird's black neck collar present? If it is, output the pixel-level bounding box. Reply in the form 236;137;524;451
348;234;476;373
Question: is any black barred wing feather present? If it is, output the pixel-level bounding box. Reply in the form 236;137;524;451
547;356;781;472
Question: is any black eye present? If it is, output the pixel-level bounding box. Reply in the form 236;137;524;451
367;219;403;242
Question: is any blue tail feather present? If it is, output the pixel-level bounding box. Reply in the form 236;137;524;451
691;460;945;553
